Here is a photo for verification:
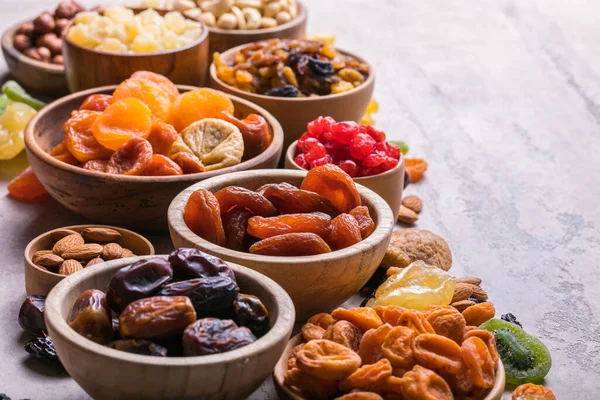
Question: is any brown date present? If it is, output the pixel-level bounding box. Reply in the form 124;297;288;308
249;232;332;256
106;257;173;312
233;294;270;337
182;318;256;356
107;339;168;357
256;182;339;217
247;212;332;239
18;295;46;336
168;248;235;282
222;206;252;251
119;296;197;339
68;289;114;344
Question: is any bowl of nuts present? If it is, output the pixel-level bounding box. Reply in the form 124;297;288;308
44;249;295;400
168;166;395;320
24;224;154;296
209;38;375;152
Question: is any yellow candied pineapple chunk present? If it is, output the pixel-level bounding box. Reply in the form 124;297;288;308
183;28;201;41
161;30;178;50
330;81;354;94
104;6;134;23
138;8;163;26
307;32;335;45
131;34;161;53
141;23;163;41
68;25;100;48
74;11;100;25
124;19;143;43
0;102;36;160
164;11;186;35
366;99;379;114
105;23;128;43
95;38;128;54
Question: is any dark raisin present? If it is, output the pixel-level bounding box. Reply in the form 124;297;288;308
467;297;482;304
0;394;11;400
501;313;523;328
305;56;334;76
24;336;61;364
285;51;305;69
265;84;299;98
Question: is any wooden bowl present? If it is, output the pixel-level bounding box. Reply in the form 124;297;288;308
285;140;404;215
24;85;284;231
24;224;154;296
209;44;375;152
273;333;506;400
1;21;69;96
44;255;295;400
168;169;395;321
62;15;209;92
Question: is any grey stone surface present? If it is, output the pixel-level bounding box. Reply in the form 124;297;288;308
1;0;599;398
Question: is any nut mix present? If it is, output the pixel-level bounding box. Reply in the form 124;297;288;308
66;248;269;357
183;164;376;255
31;227;137;276
214;39;370;97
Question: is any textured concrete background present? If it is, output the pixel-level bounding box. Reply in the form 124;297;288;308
1;0;599;398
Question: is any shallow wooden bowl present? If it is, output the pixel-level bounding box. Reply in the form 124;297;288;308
209;44;375;152
1;21;69;96
285;140;405;215
24;224;154;297
62;14;209;92
44;255;295;400
24;85;284;231
168;169;395;321
273;333;506;400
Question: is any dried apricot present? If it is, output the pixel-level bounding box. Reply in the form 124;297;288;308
171;152;205;174
146;121;178;155
183;189;226;246
296;339;362;380
464;329;499;364
214;186;276;216
398;310;435;334
404;158;428;183
92;98;153;150
64;110;113;162
308;313;337;329
323;320;362;352
462;302;495;326
335;393;383;400
50;142;79;165
247;212;331;239
378;305;407;326
442;363;475;395
339;358;392;392
131;70;179;102
381;326;417;369
249;232;332;256
426;306;466;344
349;205;375;238
222;206;252;251
81;159;108;172
302;322;326;341
113;78;171;122
512;383;557;400
400;365;453;400
300;164;362;213
170;88;234;132
284;366;337;400
7;167;47;200
257;182;339;217
105;137;153;176
220;112;272;159
358;323;393;365
79;94;114;112
412;333;463;375
331;308;383;333
461;336;495;388
327;213;362;250
142;154;183;176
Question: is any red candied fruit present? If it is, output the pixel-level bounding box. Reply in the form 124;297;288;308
338;160;358;177
295;153;309;169
349;133;376;160
359;125;386;142
330;121;359;144
311;154;333;168
374;141;401;159
307;116;335;138
304;142;327;163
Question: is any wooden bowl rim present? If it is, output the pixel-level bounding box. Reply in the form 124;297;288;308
24;84;284;183
24;224;156;278
285;140;405;183
167;168;395;264
1;21;64;72
209;43;375;102
62;14;209;57
44;255;296;366
273;333;506;400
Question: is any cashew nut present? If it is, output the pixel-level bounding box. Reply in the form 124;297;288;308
198;11;216;26
230;6;246;29
242;7;261;29
235;0;263;9
199;0;234;17
173;0;197;12
260;16;277;29
216;12;238;29
263;2;281;18
275;11;291;25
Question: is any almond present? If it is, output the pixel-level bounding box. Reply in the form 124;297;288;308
50;229;79;241
81;227;122;242
86;257;104;267
59;259;83;275
53;233;84;256
61;243;103;261
452;300;475;312
32;250;54;264
102;243;123;260
397;205;418;224
35;253;64;268
121;248;136;258
457;276;482;286
451;283;474;303
470;286;488;302
402;195;423;213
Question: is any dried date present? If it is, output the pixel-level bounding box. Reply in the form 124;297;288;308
68;289;114;344
233;294;270;337
107;339;168;357
168;248;235;282
182;318;256;356
18;295;46;336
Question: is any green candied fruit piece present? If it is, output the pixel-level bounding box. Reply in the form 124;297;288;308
479;318;552;385
389;140;409;155
0;94;9;115
2;81;45;111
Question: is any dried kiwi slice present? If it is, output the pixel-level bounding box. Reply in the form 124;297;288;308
479;318;551;385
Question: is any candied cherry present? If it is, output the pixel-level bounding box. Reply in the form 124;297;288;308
349;133;376;161
360;125;386;142
310;154;333;168
338;160;358;177
295;153;308;169
306;116;335;138
331;121;359;144
305;142;327;164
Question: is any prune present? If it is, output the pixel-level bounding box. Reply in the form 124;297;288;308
501;313;523;328
106;257;173;312
265;84;299;97
119;296;197;340
168;248;235;282
157;276;239;317
233;294;270;337
68;289;114;344
24;336;60;363
18;295;46;336
222;207;252;251
182;318;256;356
107;339;167;357
256;182;339;217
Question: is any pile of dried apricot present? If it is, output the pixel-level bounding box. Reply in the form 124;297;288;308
287;305;500;399
183;164;375;256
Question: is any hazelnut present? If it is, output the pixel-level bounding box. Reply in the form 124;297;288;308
33;12;56;34
16;22;35;37
55;1;79;20
37;33;62;55
55;19;70;36
24;48;42;60
13;34;32;52
36;46;52;62
36;32;57;47
51;55;64;65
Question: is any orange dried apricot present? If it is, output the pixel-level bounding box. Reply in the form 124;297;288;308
331;308;383;333
386;267;403;277
462;302;495;326
50;142;79;165
222;206;252;251
131;70;179;103
64;110;113;163
308;313;337;330
220;112;272;159
79;94;114;112
296;339;362;380
170;88;234;132
400;365;453;400
464;329;499;364
349;205;375;239
142;154;183;176
300;164;361;213
284;366;338;400
112;78;171;122
404;158;428;183
171;152;205;174
339;358;392;393
461;336;495;389
81;159;108;172
335;393;383;400
183;189;226;247
214;186;276;216
381;326;417;369
398;310;435;334
302;322;326;341
146;121;178;155
247;212;331;239
327;213;362;250
512;383;557;400
249;232;332;256
426;306;466;344
379;305;407;326
412;333;463;375
257;182;339;217
105;137;153;176
358;323;393;365
323;320;363;352
91;98;153;150
7;167;47;200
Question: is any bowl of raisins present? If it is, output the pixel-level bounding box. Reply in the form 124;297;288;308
44;249;295;400
167;166;395;320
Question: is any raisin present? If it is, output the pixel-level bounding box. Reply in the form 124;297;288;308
501;313;523;328
183;189;226;246
233;294;270;337
168;248;235;282
24;336;61;364
182;318;256;356
247;212;331;239
265;84;299;97
300;56;334;77
249;232;332;256
18;295;46;336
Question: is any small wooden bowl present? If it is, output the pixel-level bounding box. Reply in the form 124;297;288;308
209;44;375;152
24;224;154;296
168;169;395;321
45;255;295;400
285;140;404;215
24;85;284;231
273;333;506;400
1;21;69;96
62;14;209;92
